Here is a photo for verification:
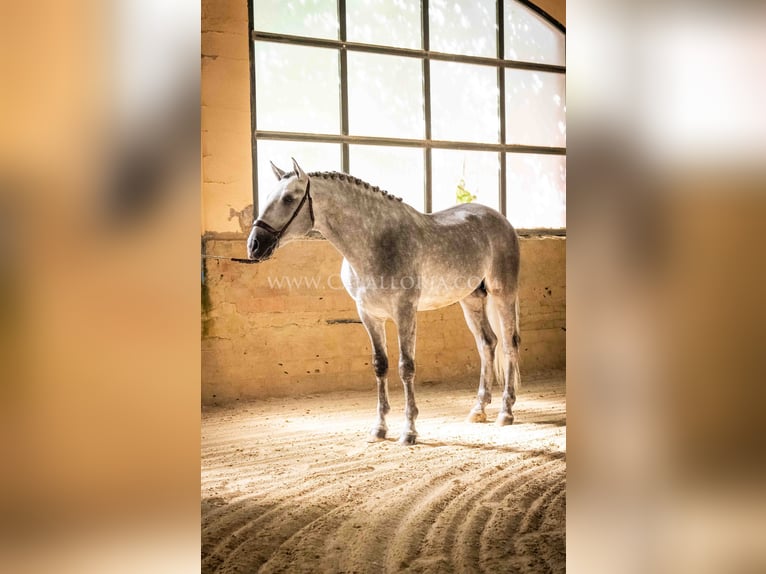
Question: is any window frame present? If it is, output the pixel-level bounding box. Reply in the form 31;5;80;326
247;0;566;230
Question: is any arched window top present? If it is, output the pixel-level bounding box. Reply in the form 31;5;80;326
505;0;565;66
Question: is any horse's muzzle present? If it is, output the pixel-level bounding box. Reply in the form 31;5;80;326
247;227;278;261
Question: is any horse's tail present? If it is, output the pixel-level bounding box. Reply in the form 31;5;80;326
486;294;520;394
485;294;506;393
512;296;520;393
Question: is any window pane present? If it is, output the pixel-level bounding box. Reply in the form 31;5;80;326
347;0;421;49
504;0;565;65
506;154;565;228
257;140;341;208
348;53;424;139
431;61;499;143
431;150;499;213
253;0;338;40
255;42;340;134
349;145;424;211
430;0;496;58
505;69;565;147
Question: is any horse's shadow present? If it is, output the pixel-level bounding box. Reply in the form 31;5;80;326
531;416;567;427
377;437;566;460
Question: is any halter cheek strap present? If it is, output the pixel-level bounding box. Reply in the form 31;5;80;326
253;178;314;240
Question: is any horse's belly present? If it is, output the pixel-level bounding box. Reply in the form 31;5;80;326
417;274;483;311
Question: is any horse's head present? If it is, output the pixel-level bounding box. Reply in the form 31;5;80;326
247;158;314;261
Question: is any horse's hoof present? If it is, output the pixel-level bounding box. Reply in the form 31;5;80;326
466;410;487;423
399;433;417;446
367;427;387;442
495;412;514;426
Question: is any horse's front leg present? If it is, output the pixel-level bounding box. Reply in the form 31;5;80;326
395;307;418;445
357;306;390;442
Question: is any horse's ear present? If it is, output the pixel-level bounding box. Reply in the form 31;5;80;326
291;157;307;181
270;161;286;180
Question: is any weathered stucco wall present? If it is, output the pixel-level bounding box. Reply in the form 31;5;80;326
201;0;253;234
202;236;564;403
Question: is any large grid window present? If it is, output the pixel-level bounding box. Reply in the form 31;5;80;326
249;0;565;229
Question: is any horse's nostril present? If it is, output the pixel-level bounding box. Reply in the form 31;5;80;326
248;238;259;259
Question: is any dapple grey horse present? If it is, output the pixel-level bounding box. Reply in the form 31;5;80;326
248;159;521;445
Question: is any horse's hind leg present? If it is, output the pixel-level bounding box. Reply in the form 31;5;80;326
492;292;521;426
459;289;497;423
357;305;390;442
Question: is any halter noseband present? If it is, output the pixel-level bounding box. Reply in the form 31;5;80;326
253;178;314;239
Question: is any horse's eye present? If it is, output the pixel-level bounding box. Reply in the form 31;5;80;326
283;195;294;204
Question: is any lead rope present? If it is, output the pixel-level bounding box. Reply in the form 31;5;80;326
201;254;258;264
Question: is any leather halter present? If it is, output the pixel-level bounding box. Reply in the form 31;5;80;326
253;178;314;239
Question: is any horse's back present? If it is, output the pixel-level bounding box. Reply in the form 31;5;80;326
429;201;513;227
427;202;517;249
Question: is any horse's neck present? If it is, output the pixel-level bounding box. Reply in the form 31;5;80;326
312;178;414;266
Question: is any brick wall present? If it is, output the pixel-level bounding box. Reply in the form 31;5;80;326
202;236;564;403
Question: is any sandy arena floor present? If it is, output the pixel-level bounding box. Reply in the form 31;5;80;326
202;374;566;573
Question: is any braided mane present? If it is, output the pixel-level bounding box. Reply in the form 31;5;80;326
303;171;405;203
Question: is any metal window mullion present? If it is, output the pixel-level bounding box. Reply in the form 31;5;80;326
253;130;565;155
251;30;565;74
339;0;350;173
422;0;432;213
497;0;507;217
